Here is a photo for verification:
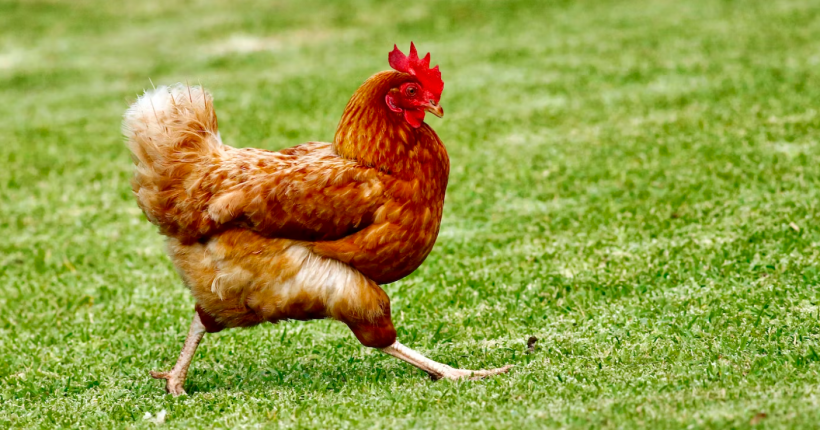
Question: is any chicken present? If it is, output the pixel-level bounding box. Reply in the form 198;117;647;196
122;43;512;395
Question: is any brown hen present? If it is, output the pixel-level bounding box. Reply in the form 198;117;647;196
123;43;511;395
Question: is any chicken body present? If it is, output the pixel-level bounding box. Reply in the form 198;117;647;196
124;47;511;395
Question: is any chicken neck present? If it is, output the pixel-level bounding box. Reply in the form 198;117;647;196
332;71;422;177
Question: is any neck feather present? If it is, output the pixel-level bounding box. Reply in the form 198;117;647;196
333;71;424;175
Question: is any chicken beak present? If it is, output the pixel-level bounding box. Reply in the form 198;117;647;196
425;102;444;118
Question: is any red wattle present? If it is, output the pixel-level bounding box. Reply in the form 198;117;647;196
404;109;425;128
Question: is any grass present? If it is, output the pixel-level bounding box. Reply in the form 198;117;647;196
1;0;820;428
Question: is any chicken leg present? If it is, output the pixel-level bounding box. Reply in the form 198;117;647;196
151;316;510;395
150;312;207;396
381;341;513;380
340;279;512;381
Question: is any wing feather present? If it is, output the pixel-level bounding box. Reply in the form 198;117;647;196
202;142;389;242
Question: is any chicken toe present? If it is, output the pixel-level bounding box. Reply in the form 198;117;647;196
150;370;187;396
429;364;514;381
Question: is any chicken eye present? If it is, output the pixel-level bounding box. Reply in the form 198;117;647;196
405;86;417;96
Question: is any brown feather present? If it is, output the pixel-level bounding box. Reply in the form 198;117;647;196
123;71;448;333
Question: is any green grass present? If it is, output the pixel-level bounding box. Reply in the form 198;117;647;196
1;0;820;428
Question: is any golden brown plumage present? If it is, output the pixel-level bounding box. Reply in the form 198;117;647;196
124;44;510;395
126;71;447;285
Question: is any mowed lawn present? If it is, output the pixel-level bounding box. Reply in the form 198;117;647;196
2;0;820;428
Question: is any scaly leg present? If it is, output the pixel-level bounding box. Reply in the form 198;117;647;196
381;341;513;380
339;278;512;381
150;312;206;395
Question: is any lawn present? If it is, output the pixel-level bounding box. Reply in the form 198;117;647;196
1;0;820;428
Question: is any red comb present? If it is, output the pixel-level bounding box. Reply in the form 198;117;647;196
388;42;444;97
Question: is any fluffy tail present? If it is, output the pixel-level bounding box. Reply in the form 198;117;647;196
122;84;224;240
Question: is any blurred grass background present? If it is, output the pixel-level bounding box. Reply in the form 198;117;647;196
2;0;820;428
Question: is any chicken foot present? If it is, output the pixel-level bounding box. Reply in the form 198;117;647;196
150;312;207;396
381;341;513;380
